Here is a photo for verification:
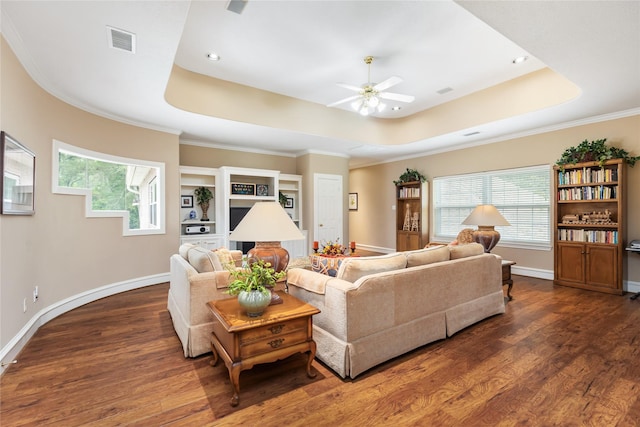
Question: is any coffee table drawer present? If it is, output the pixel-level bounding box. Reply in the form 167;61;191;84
240;328;309;358
239;317;307;344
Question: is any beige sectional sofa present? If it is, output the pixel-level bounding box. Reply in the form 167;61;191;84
286;243;505;379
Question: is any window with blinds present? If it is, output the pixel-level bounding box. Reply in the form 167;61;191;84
432;165;551;249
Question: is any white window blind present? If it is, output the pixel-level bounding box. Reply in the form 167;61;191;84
432;165;551;248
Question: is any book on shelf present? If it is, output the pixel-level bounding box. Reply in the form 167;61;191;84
557;167;618;185
558;229;618;244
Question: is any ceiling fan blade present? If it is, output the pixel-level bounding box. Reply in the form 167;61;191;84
336;82;363;92
373;76;402;92
327;94;362;108
378;92;415;103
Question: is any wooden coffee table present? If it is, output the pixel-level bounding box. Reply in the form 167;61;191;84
206;291;320;406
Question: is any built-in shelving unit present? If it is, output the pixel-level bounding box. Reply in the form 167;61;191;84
553;159;625;295
179;166;307;257
179;166;224;249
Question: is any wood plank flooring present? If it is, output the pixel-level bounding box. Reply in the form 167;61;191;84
2;276;640;426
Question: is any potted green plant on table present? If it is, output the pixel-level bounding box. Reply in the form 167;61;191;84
227;259;286;317
193;186;213;221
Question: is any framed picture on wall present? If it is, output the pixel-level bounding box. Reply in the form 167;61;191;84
181;195;193;208
285;197;294;208
348;193;358;211
1;131;35;215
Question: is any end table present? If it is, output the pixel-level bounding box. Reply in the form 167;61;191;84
207;291;320;406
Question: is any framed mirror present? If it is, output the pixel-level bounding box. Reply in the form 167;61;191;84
1;131;35;215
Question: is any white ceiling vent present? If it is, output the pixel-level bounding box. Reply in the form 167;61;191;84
107;26;136;54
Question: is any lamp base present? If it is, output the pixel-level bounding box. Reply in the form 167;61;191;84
247;242;289;305
472;226;501;253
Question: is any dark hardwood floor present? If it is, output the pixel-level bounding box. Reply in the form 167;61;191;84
2;276;640;426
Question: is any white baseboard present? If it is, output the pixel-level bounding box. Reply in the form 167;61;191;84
0;273;169;376
625;280;640;294
356;244;396;254
512;266;554;280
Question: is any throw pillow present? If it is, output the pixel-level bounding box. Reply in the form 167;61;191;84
178;243;196;260
212;247;236;271
187;246;219;273
336;253;407;283
405;245;450;268
449;242;485;259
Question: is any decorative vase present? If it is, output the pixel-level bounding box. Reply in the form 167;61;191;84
237;289;271;317
200;202;210;221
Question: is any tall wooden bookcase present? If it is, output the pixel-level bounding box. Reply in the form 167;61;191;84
396;181;429;251
553;159;625;295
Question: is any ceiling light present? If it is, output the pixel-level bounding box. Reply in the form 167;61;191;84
392;106;402;111
512;55;528;64
207;52;221;61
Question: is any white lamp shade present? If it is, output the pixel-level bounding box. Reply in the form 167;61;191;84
462;205;510;227
228;201;304;242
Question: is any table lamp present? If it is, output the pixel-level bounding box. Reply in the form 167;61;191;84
228;201;304;273
461;204;510;253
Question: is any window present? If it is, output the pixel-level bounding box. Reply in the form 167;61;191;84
53;140;165;236
432;165;551;249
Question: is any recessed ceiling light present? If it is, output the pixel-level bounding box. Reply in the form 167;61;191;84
512;55;528;64
391;106;402;111
207;52;221;61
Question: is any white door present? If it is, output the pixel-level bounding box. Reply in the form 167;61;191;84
314;174;343;245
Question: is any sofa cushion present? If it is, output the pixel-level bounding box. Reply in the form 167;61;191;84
405;245;450;268
187;246;219;273
212;247;237;270
178;243;196;260
449;242;485;259
336;253;407;283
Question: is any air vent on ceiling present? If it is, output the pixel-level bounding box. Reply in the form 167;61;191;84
227;0;248;14
436;87;453;95
107;26;136;54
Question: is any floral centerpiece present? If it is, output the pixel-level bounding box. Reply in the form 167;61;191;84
311;238;355;277
320;238;347;256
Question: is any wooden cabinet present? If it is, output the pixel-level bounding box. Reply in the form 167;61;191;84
396;181;429;251
553;159;624;294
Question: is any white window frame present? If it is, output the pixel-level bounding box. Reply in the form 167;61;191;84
149;176;158;227
432;165;552;250
52;139;165;236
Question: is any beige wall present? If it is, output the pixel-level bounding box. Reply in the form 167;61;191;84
0;38;180;350
179;143;297;173
350;115;640;283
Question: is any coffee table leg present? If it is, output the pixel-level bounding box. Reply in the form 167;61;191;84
229;363;242;407
306;341;317;378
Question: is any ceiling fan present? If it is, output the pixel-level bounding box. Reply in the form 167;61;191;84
327;56;415;116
